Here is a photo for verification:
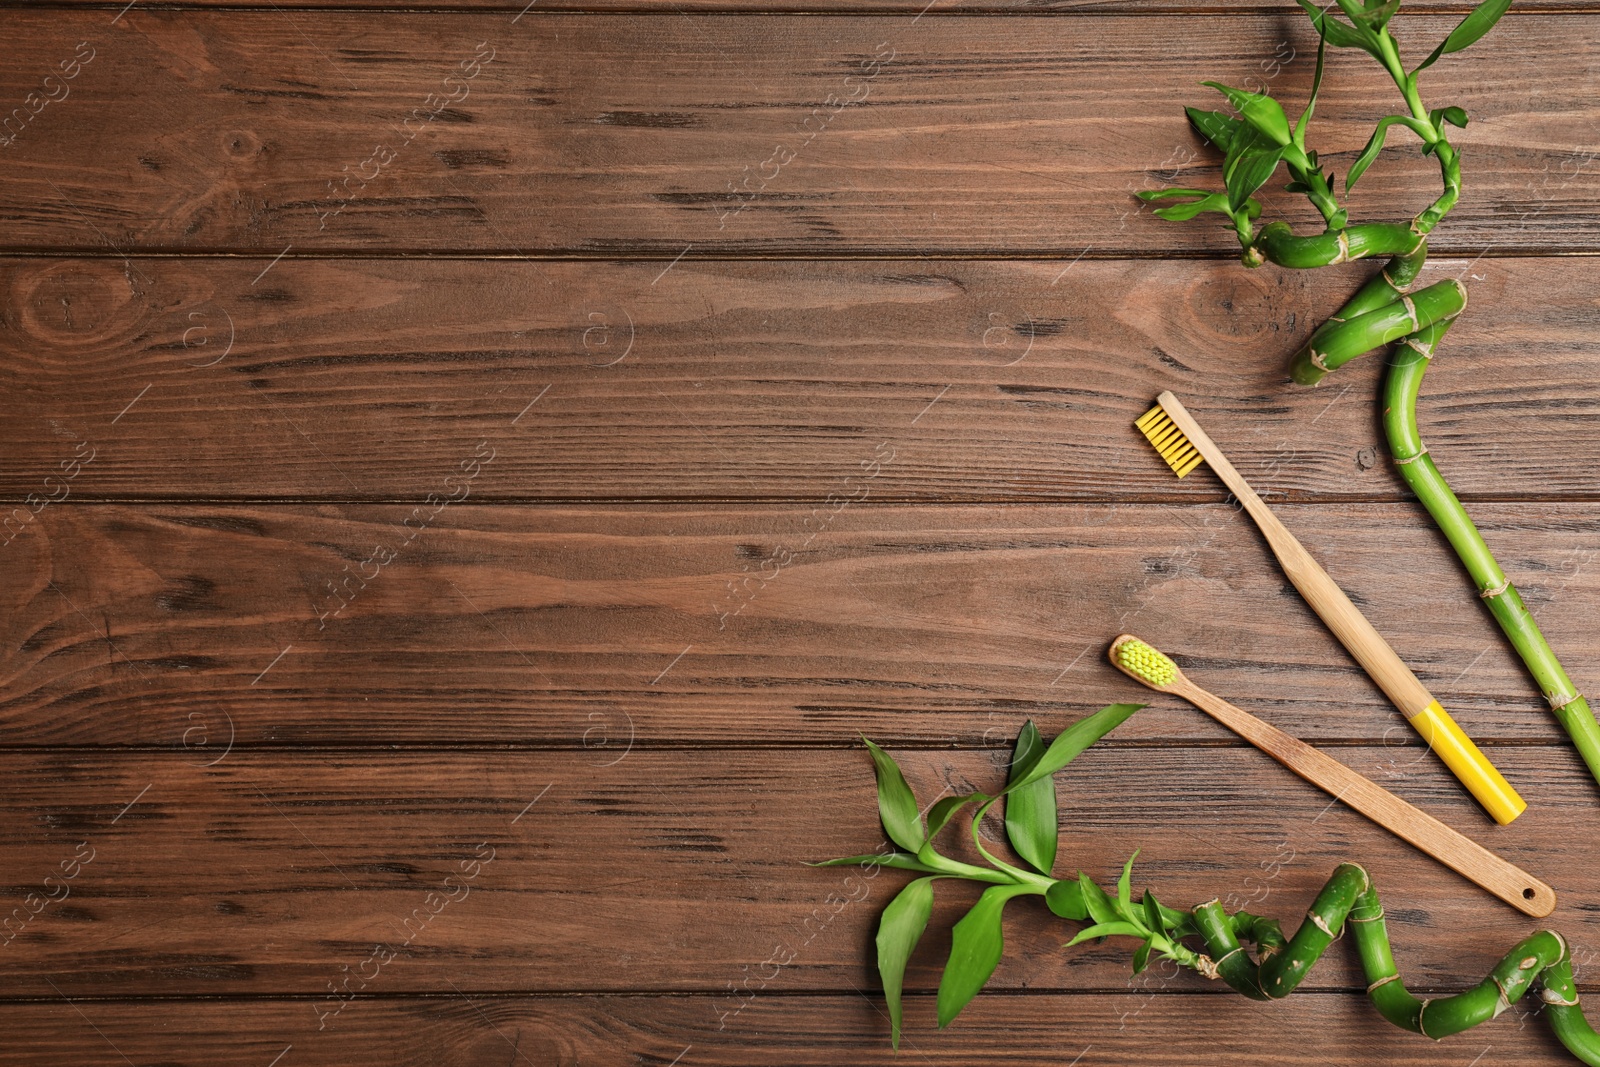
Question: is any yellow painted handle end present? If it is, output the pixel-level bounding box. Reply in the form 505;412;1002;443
1410;701;1527;825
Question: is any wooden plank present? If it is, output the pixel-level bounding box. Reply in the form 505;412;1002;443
0;745;1595;997
4;255;1598;502
0;991;1583;1066
2;13;1598;254
18;0;1600;11
4;501;1598;747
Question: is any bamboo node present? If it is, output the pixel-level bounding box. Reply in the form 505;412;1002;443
1349;908;1385;923
1542;986;1582;1008
1400;295;1420;332
1309;912;1335;938
1309;350;1329;371
1216;946;1243;967
1194;954;1220;980
1548;691;1583;711
1380;265;1412;292
1479;578;1510;599
1366;973;1401;994
1400;336;1435;359
1418;999;1442;1041
1395;448;1429;466
1333;231;1350;264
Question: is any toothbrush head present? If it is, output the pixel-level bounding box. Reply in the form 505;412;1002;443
1109;634;1182;692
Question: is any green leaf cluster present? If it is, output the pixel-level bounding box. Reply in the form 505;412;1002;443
1138;0;1512;261
816;703;1144;1046
1064;853;1200;976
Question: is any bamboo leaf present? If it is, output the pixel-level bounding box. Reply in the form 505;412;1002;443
864;738;925;852
877;876;937;1049
1294;31;1328;146
935;884;1033;1028
1185;107;1242;154
1346;121;1392;192
1221;124;1286;212
1065;921;1143;946
1078;871;1116;926
1331;0;1371;23
1136;187;1214;202
1436;105;1469;128
1116;850;1140;920
1142;891;1166;935
1004;721;1058;875
811;852;942;874
1006;703;1144;793
1153;193;1232;222
1415;0;1513;76
1132;939;1153;975
923;794;979;841
1137;188;1234;223
1203;82;1291;146
1046;879;1087;920
1294;0;1380;54
1346;115;1433;192
1347;0;1400;29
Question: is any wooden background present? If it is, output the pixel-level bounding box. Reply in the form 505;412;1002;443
3;2;1600;1063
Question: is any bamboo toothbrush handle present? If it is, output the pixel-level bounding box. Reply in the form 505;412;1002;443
1154;392;1526;826
1154;393;1430;707
1174;678;1554;917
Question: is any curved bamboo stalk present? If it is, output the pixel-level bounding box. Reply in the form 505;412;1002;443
1287;241;1429;385
1255;220;1421;270
1179;863;1599;1057
1248;219;1600;791
840;728;1599;1060
1267;226;1600;792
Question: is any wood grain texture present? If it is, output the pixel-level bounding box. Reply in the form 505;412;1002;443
21;0;1600;10
0;745;1595;997
5;502;1599;747
6;3;1599;1062
0;991;1584;1066
6;255;1600;502
2;13;1599;254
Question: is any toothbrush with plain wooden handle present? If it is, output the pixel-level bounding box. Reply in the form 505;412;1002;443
1136;391;1526;826
1110;635;1554;918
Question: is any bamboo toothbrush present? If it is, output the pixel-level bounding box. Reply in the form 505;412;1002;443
1109;634;1553;917
1135;391;1525;826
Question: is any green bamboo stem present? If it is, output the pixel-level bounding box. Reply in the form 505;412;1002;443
1181;863;1600;1060
1383;322;1600;789
1372;33;1461;236
844;731;1599;1060
1281;278;1463;384
1255;220;1422;270
1286;241;1430;385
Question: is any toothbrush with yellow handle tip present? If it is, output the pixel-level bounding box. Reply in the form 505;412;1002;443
1136;391;1525;826
1109;635;1554;918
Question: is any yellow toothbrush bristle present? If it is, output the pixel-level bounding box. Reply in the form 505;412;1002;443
1115;638;1178;687
1135;404;1205;478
